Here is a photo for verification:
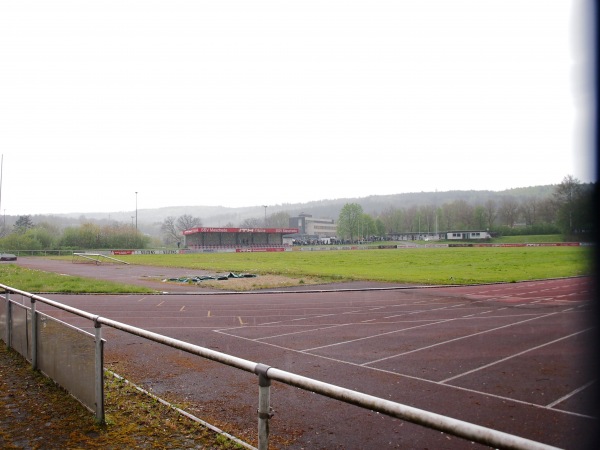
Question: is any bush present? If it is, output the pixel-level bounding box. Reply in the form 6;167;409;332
492;223;560;236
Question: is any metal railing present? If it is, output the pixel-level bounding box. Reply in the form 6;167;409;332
2;249;76;257
0;283;561;450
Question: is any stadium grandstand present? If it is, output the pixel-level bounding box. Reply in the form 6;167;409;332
182;227;299;252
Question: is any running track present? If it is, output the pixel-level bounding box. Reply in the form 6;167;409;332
14;258;599;449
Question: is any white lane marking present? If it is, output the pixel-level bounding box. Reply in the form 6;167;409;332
439;328;593;383
362;310;569;366
546;380;596;408
301;318;457;352
255;323;351;341
212;329;595;419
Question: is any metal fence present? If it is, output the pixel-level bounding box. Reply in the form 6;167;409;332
0;283;560;450
2;250;77;257
1;289;104;417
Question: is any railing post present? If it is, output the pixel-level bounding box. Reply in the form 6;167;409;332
5;291;11;347
94;317;105;423
31;298;38;370
255;363;272;450
0;290;4;343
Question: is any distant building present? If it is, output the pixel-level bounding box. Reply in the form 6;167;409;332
289;213;337;239
388;230;492;241
182;227;299;249
445;231;492;240
388;232;443;242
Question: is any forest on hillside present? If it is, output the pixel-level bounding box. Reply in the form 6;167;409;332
0;178;594;250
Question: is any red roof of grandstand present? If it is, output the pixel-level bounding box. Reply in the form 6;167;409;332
183;227;299;236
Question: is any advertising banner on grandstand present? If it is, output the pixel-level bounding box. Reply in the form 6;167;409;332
236;247;286;253
183;227;298;235
112;249;183;255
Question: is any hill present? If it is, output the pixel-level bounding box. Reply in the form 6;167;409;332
38;185;556;232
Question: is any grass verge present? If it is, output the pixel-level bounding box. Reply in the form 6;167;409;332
0;344;246;449
0;264;155;293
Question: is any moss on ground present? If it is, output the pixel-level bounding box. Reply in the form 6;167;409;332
0;344;247;449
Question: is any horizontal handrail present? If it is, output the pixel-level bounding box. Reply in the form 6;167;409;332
265;367;558;450
73;253;129;264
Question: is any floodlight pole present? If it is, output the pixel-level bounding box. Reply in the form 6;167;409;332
135;191;138;231
263;205;267;227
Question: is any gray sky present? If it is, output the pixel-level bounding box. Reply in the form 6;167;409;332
0;0;595;216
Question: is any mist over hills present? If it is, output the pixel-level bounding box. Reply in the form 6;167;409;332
32;185;556;235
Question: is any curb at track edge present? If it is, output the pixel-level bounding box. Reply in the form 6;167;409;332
29;275;589;296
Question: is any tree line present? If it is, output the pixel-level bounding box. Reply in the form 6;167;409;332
0;176;594;251
335;176;594;241
1;218;151;251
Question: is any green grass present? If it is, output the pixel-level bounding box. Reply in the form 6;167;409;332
9;245;591;290
113;246;591;285
0;264;155;293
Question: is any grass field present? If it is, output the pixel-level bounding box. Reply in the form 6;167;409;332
0;264;155;293
2;245;591;293
116;246;591;285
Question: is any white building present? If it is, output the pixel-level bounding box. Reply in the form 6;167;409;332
289;213;337;238
445;231;492;240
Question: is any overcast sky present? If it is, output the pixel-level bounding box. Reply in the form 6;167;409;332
0;1;595;216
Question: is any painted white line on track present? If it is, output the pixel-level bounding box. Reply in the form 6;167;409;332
255;323;351;341
212;329;594;419
364;365;596;420
382;302;472;320
363;309;570;366
546;380;596;408
439;328;593;384
297;302;490;352
302;318;457;352
91;312;560;337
